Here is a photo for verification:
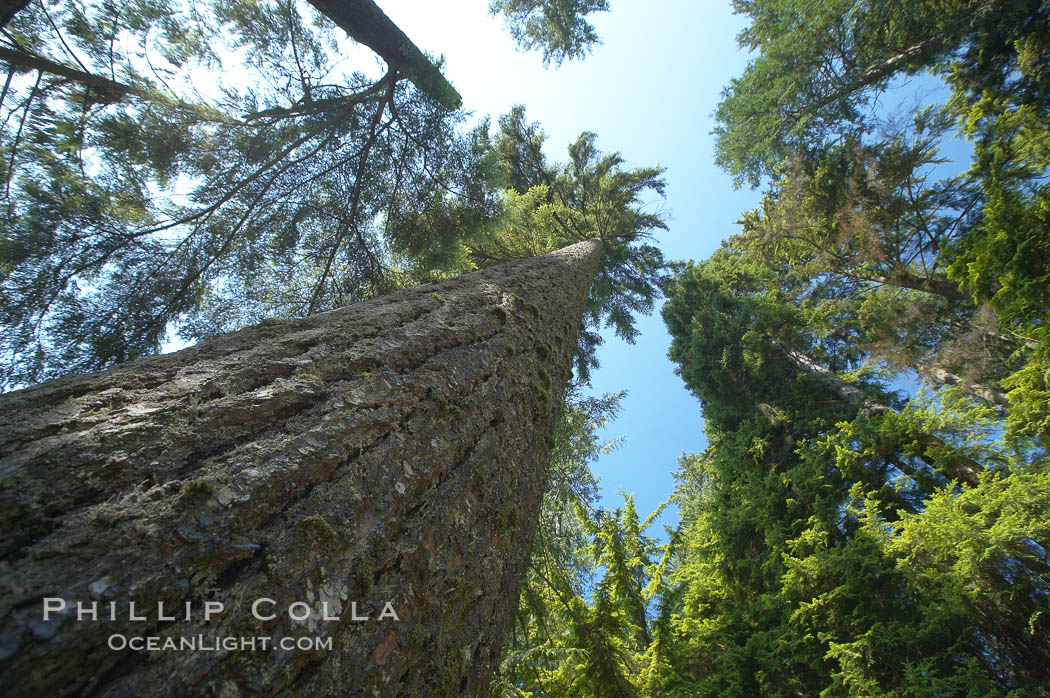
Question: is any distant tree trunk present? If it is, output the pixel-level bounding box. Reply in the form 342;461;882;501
307;0;462;109
919;364;1010;407
0;239;603;696
867;269;972;303
0;47;150;103
777;343;984;487
785;34;948;126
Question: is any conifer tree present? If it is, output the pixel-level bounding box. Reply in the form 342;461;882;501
660;245;1050;695
0;0;480;388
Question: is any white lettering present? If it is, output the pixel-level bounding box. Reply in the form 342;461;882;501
77;601;98;621
378;602;399;621
203;601;224;622
252;598;277;621
128;602;146;621
320;601;339;621
157;602;175;622
287;602;311;621
42;598;66;621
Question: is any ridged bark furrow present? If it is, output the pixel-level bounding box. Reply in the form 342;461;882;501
0;239;602;696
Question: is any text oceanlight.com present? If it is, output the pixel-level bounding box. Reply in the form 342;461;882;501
107;635;332;652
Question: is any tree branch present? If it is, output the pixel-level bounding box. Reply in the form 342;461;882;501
306;0;461;109
0;46;149;102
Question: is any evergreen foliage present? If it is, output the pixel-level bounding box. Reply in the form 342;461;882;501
453;106;667;381
4;0;1050;695
0;0;482;388
641;0;1050;693
662;249;1049;694
493;391;675;696
489;0;609;66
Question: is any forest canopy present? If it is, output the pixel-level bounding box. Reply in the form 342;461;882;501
0;0;653;388
2;0;1048;695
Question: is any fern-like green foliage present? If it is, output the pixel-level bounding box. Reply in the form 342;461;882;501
504;1;1049;694
659;244;1049;695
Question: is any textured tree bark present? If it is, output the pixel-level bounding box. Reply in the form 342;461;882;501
0;239;602;696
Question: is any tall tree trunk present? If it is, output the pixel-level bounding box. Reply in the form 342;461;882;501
0;239;603;696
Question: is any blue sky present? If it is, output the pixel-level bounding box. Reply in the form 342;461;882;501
153;0;760;526
371;0;765;528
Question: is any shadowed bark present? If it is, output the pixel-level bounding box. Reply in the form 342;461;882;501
0;239;602;696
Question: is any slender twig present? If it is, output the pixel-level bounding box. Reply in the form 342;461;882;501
3;68;39;200
286;0;310;100
39;0;89;74
388;97;466;198
306;72;395;314
0;63;13;110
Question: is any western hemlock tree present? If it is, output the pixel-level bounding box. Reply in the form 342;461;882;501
659;246;1049;695
453;106;667;382
715;0;1050;446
